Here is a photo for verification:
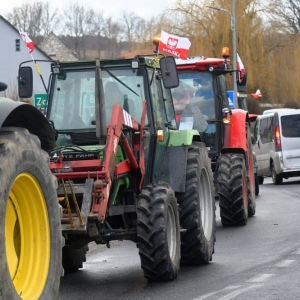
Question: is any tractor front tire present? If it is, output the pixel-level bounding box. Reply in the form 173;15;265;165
0;128;62;300
217;153;248;226
137;183;180;281
177;143;215;264
62;244;89;273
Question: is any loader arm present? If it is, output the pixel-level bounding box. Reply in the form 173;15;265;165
96;104;143;223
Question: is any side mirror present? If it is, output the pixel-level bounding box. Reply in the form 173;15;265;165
159;56;179;89
18;66;33;98
251;135;256;145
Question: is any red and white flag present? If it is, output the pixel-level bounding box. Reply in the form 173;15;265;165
237;53;245;83
19;31;34;54
158;30;191;60
249;89;262;99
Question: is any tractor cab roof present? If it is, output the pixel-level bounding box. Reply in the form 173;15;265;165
175;56;229;72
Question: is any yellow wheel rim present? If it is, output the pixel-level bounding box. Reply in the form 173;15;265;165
5;173;50;300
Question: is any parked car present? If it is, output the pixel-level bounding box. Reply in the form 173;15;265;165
252;110;300;185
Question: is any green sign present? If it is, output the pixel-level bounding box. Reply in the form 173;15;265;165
34;93;48;109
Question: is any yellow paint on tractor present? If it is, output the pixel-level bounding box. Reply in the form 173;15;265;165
5;173;50;300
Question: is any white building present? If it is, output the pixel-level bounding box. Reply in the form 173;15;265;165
0;15;52;99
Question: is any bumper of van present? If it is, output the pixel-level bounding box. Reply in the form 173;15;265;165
274;152;300;176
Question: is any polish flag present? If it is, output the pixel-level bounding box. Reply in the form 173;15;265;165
249;89;262;98
158;30;191;60
237;53;245;83
19;31;34;54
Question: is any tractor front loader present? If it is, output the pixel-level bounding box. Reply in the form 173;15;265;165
17;54;216;282
0;82;63;299
171;48;256;227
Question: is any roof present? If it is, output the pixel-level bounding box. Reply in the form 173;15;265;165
39;32;78;62
0;15;53;60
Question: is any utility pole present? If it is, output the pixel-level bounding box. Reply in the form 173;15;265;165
207;0;238;108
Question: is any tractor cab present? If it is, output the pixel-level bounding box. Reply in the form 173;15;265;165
47;62;148;147
173;56;231;158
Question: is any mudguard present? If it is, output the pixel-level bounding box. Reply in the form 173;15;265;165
157;130;201;193
221;108;249;154
0;101;55;153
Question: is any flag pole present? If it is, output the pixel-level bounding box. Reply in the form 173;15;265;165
19;31;48;93
30;53;48;93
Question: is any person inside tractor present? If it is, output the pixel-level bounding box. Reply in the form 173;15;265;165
104;81;136;123
189;75;215;120
193;77;214;99
172;80;190;122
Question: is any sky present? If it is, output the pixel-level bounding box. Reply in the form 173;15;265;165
0;0;176;20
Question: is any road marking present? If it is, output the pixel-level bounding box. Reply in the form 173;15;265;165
193;286;240;300
275;260;295;267
216;285;262;300
247;274;274;282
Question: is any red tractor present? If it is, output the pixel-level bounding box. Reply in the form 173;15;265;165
172;51;256;226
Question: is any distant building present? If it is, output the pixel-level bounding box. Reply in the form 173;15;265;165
39;32;78;62
0;15;52;99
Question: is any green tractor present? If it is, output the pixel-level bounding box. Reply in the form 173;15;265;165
17;54;216;283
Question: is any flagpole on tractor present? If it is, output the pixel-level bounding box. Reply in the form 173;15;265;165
207;0;238;108
30;53;48;93
19;31;48;94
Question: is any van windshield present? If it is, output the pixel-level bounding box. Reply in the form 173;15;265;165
281;114;300;137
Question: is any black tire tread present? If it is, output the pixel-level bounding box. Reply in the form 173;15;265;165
271;161;283;185
137;183;180;281
62;245;89;273
217;153;248;226
177;143;216;264
254;173;259;196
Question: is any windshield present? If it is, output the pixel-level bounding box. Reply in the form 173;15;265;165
49;68;145;131
172;71;217;151
171;71;215;122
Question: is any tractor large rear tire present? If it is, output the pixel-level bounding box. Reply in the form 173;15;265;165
137;183;180;281
217;153;248;226
0;128;63;300
177;143;215;264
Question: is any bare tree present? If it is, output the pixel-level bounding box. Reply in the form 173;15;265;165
90;11;106;58
6;1;60;38
40;2;60;36
105;17;122;58
63;2;95;58
267;0;300;34
120;12;144;52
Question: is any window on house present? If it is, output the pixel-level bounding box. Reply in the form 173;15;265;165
15;39;20;51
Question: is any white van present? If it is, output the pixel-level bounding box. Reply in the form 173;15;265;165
253;110;300;184
262;108;295;115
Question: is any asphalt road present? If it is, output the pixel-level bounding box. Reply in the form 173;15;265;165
60;177;300;300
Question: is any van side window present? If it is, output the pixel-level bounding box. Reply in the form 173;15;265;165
260;117;273;143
